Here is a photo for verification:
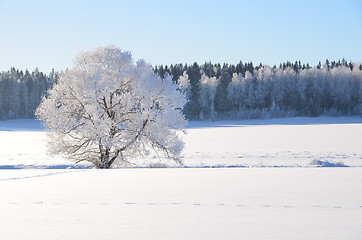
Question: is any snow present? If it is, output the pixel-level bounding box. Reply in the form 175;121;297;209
183;117;362;167
1;168;361;240
1;116;362;168
0;117;362;239
0;119;44;132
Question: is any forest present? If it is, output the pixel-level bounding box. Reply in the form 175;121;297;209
0;68;56;120
1;59;362;120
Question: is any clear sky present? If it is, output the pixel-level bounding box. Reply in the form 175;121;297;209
0;0;361;73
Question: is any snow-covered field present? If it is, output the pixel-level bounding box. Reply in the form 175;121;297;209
184;117;362;168
1;117;362;239
1;117;362;168
1;168;361;240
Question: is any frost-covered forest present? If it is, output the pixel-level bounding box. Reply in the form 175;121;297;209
1;60;362;120
156;60;362;120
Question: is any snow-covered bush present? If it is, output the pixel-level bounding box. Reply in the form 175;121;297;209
36;46;187;168
309;159;347;167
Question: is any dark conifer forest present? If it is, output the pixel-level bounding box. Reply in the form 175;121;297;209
0;68;57;120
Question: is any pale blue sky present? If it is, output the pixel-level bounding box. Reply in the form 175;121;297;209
1;0;361;73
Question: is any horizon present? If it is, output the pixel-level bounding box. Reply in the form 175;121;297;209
3;56;360;74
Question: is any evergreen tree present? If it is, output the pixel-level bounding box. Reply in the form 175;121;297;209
214;64;232;113
186;62;202;119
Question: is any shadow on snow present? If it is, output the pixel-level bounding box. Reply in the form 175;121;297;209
187;116;362;129
0;164;91;170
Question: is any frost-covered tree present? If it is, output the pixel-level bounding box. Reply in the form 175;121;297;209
177;71;191;95
227;73;244;110
243;71;257;109
199;73;218;119
36;46;187;169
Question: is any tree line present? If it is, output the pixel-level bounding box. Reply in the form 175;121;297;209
1;59;362;120
0;67;56;120
155;59;362;120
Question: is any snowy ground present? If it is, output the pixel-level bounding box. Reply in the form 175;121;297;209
1;168;361;240
183;117;362;167
0;117;362;239
1;117;362;168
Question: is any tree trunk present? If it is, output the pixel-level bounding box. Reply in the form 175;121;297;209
99;148;111;169
98;147;120;169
